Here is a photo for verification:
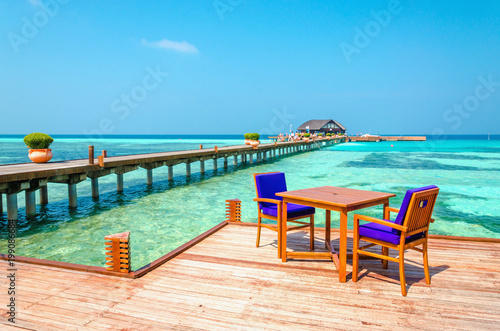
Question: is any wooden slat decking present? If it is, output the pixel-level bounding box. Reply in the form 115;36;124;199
1;224;499;330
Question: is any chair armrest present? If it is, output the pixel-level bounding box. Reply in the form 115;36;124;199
253;198;282;205
430;218;435;223
385;207;400;214
354;214;408;232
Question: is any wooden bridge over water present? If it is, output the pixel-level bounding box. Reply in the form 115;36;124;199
0;138;341;221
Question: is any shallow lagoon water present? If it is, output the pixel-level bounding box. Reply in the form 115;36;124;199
0;135;499;270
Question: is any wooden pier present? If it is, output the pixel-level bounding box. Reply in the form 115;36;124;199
0;138;340;220
1;223;498;329
348;136;426;142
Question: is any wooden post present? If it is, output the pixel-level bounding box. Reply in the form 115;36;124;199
105;231;131;273
68;183;77;208
257;152;261;163
263;151;267;161
117;174;124;193
147;169;153;186
98;155;104;167
214;146;218;153
88;146;94;165
200;160;205;174
200;144;203;149
7;193;18;221
225;199;241;222
186;162;191;177
249;154;253;164
213;158;217;171
233;155;237;166
224;156;228;169
168;165;173;181
91;178;99;199
102;150;107;157
25;189;36;217
40;186;48;205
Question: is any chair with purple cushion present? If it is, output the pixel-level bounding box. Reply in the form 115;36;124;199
253;172;315;258
352;186;439;296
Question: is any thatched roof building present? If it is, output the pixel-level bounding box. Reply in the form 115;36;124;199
297;119;346;134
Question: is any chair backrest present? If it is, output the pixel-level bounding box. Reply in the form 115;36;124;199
395;186;438;226
253;172;287;208
400;187;439;234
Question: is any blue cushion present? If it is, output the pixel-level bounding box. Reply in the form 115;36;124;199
359;219;425;245
255;173;287;208
394;185;438;234
262;203;315;219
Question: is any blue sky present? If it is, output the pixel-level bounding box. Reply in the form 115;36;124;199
1;0;499;136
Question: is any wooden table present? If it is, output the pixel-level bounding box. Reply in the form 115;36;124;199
276;186;396;282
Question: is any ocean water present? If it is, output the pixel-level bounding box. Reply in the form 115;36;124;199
0;135;499;270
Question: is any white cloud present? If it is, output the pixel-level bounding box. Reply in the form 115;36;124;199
141;38;199;54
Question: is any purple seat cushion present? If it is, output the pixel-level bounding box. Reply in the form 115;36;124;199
359;219;425;245
254;172;287;208
262;203;315;219
393;185;438;234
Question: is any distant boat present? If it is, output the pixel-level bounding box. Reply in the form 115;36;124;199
361;133;378;137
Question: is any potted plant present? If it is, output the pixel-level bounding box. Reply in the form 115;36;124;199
24;132;54;163
244;133;252;145
303;133;311;142
326;133;332;140
318;133;324;139
249;133;260;148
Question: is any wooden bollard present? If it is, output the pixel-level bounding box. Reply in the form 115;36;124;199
214;146;218;153
200;144;203;149
98;155;104;167
88;146;94;165
102;150;107;157
105;231;131;273
225;199;241;222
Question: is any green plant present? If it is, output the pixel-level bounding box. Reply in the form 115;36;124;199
318;133;323;136
304;133;311;137
24;133;53;149
244;133;251;139
249;133;260;141
326;133;332;136
338;133;344;136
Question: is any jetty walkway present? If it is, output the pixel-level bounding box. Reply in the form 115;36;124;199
0;138;340;221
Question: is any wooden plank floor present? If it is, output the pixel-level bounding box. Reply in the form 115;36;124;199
1;224;499;330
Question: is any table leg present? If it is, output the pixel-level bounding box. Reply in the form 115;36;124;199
325;210;331;249
281;201;288;262
383;201;389;219
339;208;348;282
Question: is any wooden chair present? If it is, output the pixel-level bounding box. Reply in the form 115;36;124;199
352;186;439;296
253;172;315;258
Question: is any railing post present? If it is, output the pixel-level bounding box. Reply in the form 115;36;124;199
225;199;241;222
88;146;94;165
105;231;131;273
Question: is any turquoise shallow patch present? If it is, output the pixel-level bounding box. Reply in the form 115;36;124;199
0;137;499;269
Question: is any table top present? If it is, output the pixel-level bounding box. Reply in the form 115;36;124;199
275;186;396;208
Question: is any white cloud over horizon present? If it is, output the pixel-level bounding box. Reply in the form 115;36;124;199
141;38;199;54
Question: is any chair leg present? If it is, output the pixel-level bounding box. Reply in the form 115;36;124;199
423;241;431;285
256;216;262;248
382;247;389;269
399;248;407;296
352;227;359;282
309;214;314;250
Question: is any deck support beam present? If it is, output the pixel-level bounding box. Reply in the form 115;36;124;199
146;169;153;186
233;155;237;166
263;151;267;161
249;154;253;164
186;162;191;177
200;160;205;174
25;189;36;217
7;193;18;221
224;157;228;169
168;165;173;181
68;184;77;208
40;186;48;205
117;174;124;193
213;158;217;171
0;193;2;214
91;178;99;199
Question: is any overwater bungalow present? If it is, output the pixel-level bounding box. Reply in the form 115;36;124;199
298;119;347;135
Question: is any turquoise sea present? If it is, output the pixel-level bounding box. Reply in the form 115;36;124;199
0;135;499;270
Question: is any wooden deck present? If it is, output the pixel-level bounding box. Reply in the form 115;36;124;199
1;223;499;330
